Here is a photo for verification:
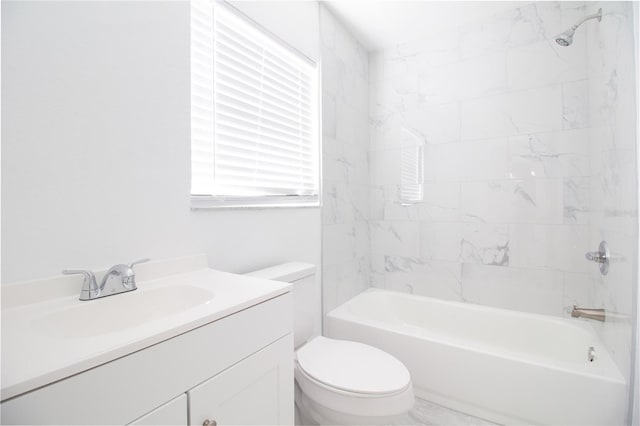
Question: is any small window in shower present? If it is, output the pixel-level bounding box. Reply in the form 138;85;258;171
399;127;425;205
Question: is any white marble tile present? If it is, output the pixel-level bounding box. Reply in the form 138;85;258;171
334;182;356;224
424;138;509;182
370;148;401;185
456;51;508;100
354;220;370;258
349;184;370;221
322;181;338;226
509;179;564;224
385;256;463;302
462;264;564;316
368;51;385;84
395;29;461;67
335;101;357;144
562;272;591;318
417;60;459;105
382;185;421;221
369;80;402;118
335;257;369;307
323;149;349;184
423;143;463;181
370;186;385;221
420;222;462;262
321;50;339;97
345;143;369;185
562;79;588;129
322;224;356;266
458;16;510;59
460;223;509;267
457;138;510;180
387;55;421;96
321;264;338;316
354;74;369;115
370;111;402;150
592;147;638;213
371;253;385;276
563;177;589;224
402;102;460;145
371;221;420;257
509;224;590;273
509;129;590;179
460;85;563;140
322;92;336;139
505;2;561;48
461;179;563;224
418;182;462;222
559;2;587;31
506;38;587;91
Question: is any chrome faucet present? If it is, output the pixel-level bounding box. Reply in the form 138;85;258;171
63;258;149;301
571;305;606;322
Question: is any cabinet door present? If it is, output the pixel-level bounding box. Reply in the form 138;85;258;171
188;334;293;426
128;394;187;425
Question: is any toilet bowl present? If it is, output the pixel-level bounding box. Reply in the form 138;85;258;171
294;336;414;425
246;263;415;425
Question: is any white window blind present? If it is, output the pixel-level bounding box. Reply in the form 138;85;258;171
399;127;424;204
191;1;320;208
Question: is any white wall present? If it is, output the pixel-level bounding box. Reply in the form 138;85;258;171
1;0;321;284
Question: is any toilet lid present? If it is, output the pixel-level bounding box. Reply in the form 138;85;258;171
296;336;411;395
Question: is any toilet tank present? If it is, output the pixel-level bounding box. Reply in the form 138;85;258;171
246;263;318;348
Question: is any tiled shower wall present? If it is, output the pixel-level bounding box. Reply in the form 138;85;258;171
586;1;638;388
320;5;370;316
320;0;637;411
368;2;595;317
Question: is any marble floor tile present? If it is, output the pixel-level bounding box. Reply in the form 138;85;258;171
391;398;499;426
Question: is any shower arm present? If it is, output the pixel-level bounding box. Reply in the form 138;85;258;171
570;8;602;31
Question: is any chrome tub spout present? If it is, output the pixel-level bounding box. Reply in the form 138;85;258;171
571;306;605;322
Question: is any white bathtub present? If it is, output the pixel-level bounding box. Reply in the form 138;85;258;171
326;289;626;426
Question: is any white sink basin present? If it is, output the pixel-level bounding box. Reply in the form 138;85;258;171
32;285;215;338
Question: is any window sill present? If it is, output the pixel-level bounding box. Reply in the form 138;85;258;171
190;195;320;210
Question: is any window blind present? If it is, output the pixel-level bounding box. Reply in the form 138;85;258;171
191;1;320;208
399;127;424;204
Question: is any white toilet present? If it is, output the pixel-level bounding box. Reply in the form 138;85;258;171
247;263;414;425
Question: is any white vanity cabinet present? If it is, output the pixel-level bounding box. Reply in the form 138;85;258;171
188;335;293;426
129;394;188;425
1;293;294;425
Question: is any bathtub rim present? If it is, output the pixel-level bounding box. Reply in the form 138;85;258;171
327;288;626;385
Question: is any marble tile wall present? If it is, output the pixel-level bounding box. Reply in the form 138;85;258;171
368;2;597;317
585;0;638;396
320;5;371;318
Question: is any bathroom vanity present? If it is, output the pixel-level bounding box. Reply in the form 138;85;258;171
1;255;294;425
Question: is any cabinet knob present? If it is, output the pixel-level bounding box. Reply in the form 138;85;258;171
203;420;217;426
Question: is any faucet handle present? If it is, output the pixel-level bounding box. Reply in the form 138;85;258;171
121;259;149;291
62;269;100;300
62;269;94;278
128;258;150;269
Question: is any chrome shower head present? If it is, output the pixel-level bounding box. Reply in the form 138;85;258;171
555;28;575;46
555;8;602;47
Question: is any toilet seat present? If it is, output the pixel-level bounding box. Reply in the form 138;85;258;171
296;336;411;395
294;336;414;418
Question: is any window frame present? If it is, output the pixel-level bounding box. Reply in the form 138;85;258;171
190;0;322;210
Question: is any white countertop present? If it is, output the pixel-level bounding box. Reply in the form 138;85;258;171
1;256;291;401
